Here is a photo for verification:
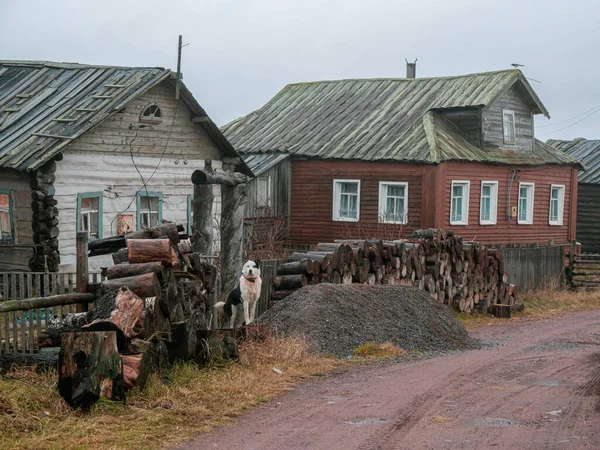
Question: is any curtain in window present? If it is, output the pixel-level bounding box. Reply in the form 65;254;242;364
451;185;463;222
385;185;405;222
481;185;491;221
518;187;528;222
339;183;358;218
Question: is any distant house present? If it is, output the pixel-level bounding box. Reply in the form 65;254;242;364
547;138;599;251
0;60;250;272
223;68;581;248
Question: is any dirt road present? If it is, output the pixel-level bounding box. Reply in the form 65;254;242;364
180;310;600;449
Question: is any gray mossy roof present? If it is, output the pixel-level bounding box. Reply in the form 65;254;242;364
548;138;598;183
0;60;249;174
223;69;577;167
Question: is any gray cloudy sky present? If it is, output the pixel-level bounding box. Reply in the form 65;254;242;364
1;0;600;140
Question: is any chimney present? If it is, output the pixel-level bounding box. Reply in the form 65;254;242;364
405;58;417;79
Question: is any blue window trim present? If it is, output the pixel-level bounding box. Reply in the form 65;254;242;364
136;191;163;230
187;194;193;235
0;189;15;244
76;192;104;241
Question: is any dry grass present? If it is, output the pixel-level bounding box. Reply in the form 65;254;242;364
352;342;407;360
0;336;338;450
455;287;600;330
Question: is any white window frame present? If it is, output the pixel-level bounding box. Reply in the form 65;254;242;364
450;180;470;226
503;109;516;144
517;182;535;225
479;181;498;225
332;179;361;222
549;184;565;226
378;182;408;224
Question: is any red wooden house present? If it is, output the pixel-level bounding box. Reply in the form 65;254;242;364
224;68;581;247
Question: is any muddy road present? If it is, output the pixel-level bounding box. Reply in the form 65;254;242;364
181;310;600;449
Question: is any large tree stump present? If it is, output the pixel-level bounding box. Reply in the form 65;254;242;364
58;331;125;410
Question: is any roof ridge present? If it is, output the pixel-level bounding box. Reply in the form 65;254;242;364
282;69;519;88
0;60;169;71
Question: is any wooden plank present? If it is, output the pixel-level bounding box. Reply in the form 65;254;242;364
3;311;9;352
35;275;41;346
12;310;17;352
29;307;34;353
20;310;26;352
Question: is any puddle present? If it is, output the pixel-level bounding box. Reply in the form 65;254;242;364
473;417;531;428
529;378;569;387
342;417;388;426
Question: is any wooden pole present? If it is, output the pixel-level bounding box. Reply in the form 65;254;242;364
569;239;576;284
0;293;95;313
220;183;248;295
76;232;89;312
192;160;215;255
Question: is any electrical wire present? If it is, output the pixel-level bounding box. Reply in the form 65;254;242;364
537;106;600;137
537;103;600;128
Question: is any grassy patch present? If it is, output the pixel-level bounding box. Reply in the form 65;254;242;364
0;337;338;450
455;287;600;330
352;342;407;360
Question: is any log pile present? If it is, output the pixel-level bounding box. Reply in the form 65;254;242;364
272;229;519;315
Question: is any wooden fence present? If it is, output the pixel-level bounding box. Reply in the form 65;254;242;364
0;272;102;353
500;246;565;291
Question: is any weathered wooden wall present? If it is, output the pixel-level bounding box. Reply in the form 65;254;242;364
482;86;534;151
441;162;575;246
575;183;600;253
501;245;565;291
54;81;224;272
442;109;481;147
0;169;34;271
244;158;291;219
288;160;430;244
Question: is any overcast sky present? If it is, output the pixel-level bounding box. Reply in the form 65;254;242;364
1;0;600;140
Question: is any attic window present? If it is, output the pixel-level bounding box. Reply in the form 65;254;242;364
140;104;163;123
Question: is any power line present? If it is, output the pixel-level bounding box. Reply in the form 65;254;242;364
537;104;600;128
538;106;600;137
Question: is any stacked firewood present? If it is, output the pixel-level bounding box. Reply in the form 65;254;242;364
272;229;518;316
49;224;222;408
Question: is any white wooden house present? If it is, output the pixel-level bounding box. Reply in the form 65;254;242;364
0;60;250;272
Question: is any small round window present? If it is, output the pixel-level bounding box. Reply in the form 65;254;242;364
140;104;163;123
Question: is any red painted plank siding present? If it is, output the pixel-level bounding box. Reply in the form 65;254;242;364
287;160;576;247
289;161;433;244
441;162;575;245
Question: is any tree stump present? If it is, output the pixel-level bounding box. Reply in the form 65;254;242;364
121;351;152;390
58;331;125;410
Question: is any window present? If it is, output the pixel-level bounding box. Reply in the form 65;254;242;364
256;176;271;208
77;192;103;240
479;181;498;225
517;183;534;224
503;109;516;144
333;180;360;222
0;191;13;243
450;181;470;225
549;184;565;225
378;182;408;224
137;192;162;230
140;103;162;124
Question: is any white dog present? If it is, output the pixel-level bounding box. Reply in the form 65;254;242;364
214;260;262;328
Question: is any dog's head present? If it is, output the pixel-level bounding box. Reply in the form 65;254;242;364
242;260;261;280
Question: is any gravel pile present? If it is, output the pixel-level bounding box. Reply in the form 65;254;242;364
258;284;480;357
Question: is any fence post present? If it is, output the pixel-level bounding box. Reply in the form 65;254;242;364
568;239;576;285
76;232;89;312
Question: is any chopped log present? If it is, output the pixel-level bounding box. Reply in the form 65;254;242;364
121;351;152;390
112;248;129;265
0;293;94;313
101;272;161;299
273;274;308;290
151;223;180;244
106;262;163;280
177;239;193;254
277;260;314;276
84;288;144;342
58;331;125;410
0;352;58;372
127;239;172;265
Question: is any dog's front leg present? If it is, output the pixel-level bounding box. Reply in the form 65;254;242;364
249;301;257;323
243;300;251;325
230;305;237;329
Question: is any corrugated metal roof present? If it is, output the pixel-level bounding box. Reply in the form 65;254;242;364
548;138;598;183
242;152;290;176
0;60;251;175
222;69;577;167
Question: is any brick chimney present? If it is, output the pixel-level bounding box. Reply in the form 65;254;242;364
406;59;417;78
